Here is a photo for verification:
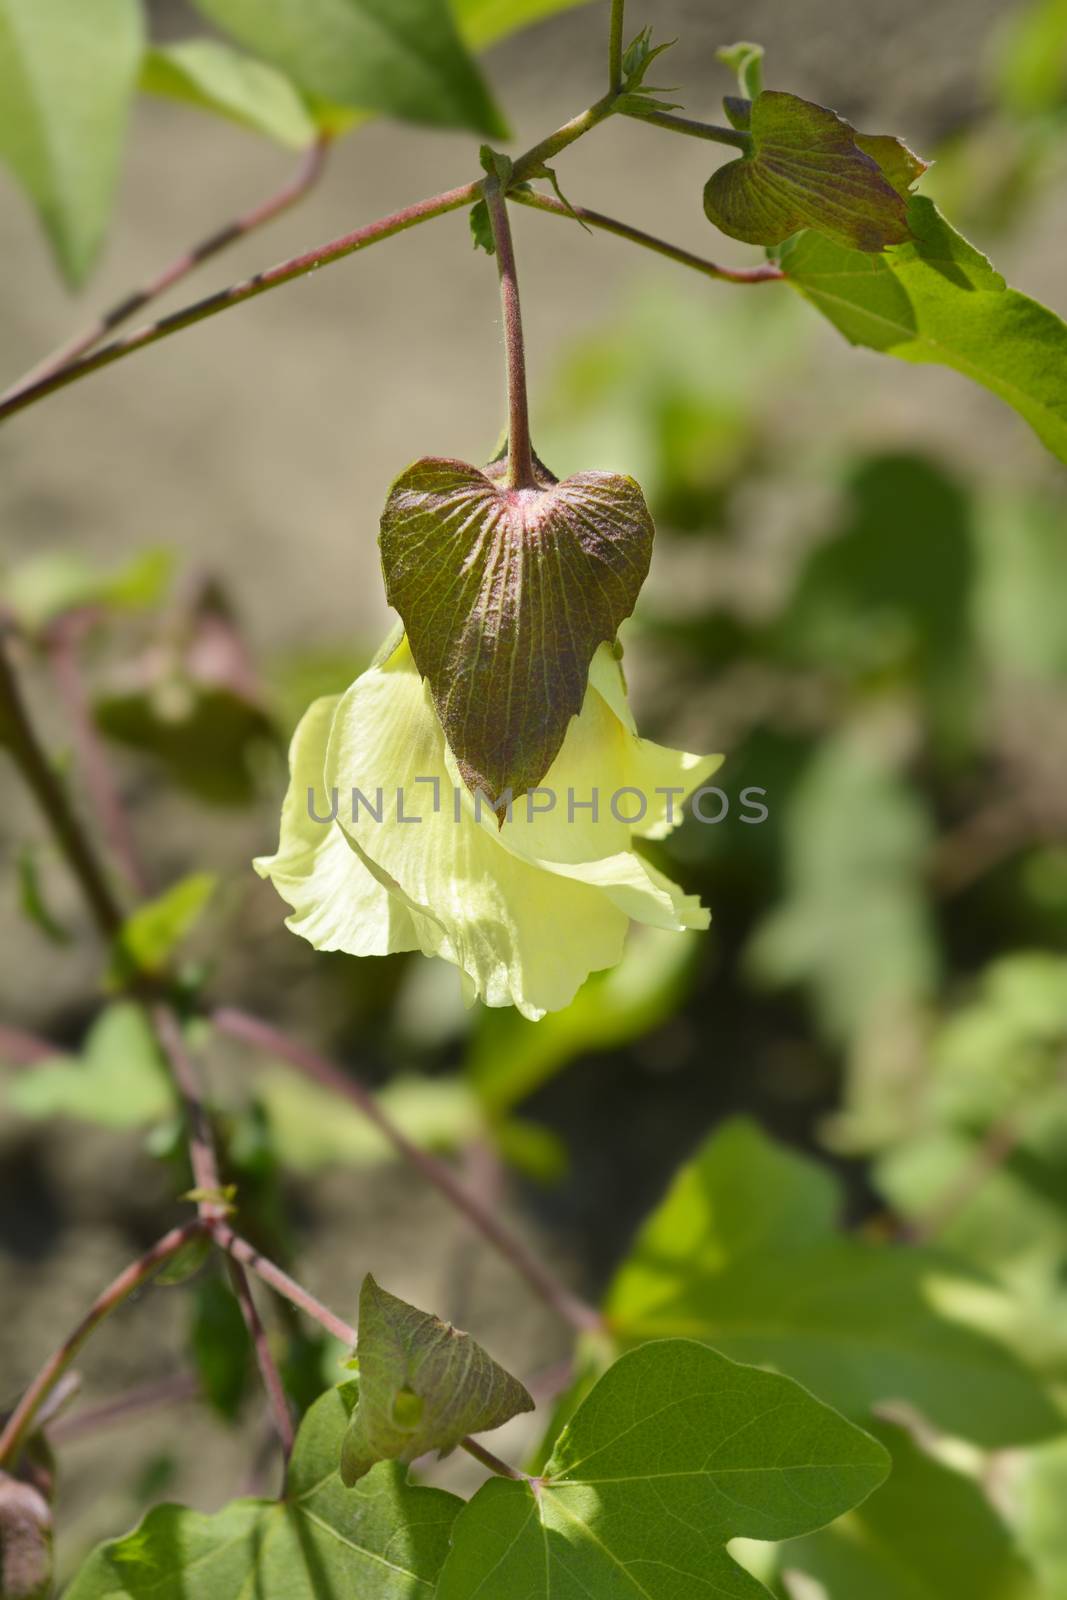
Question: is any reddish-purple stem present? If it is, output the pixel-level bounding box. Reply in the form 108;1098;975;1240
0;1220;205;1469
3;138;330;404
0;184;479;425
484;179;536;490
212;1007;604;1335
511;188;786;283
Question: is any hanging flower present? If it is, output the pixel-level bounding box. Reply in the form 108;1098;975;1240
256;633;719;1020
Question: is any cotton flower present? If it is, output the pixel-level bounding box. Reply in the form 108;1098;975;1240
256;633;719;1020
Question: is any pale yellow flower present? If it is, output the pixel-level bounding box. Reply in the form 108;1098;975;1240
256;635;719;1020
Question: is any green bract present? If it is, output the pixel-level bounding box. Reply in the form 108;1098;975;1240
340;1275;533;1483
379;456;654;805
703;90;925;252
255;637;718;1018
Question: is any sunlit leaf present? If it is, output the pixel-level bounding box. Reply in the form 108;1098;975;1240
606;1119;1063;1446
454;0;595;50
780;1421;1036;1600
780;195;1067;464
141;40;318;149
436;1339;889;1600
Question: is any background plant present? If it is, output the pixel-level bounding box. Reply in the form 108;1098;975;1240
1;0;1067;1595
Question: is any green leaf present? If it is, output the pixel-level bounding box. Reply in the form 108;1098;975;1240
703;90;918;252
141;40;318;149
0;0;143;286
16;845;70;945
454;0;595;49
339;1275;533;1484
606;1119;1063;1447
65;1382;462;1599
747;722;938;1050
1018;1436;1067;1595
7;1003;174;1129
436;1339;889;1600
190;1273;252;1420
379;457;654;804
189;0;506;137
779;194;1067;464
109;872;217;984
780;1421;1036;1600
259;1067;481;1171
3;549;172;635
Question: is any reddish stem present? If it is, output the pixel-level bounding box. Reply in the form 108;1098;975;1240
212;1007;604;1335
484;179;536;490
0;184;479;426
511;189;785;282
0;1221;205;1469
3;138;330;404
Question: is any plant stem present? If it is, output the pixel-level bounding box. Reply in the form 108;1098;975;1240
150;1004;296;1459
512;91;618;178
0;184;479;426
459;1435;527;1480
484;180;536;490
213;1227;358;1347
0;633;125;940
0;1023;56;1065
225;1256;296;1459
510;189;785;283
212;1008;604;1335
0;1221;205;1469
910;1114;1024;1244
626;108;751;150
2;138;330;405
0;85;629;429
608;0;626;91
45;612;149;896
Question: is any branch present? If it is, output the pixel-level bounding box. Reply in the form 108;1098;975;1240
3;138;330;405
0;184;479;426
44;611;149;896
625;108;751;150
0;86;627;428
0;631;125;940
0;1221;205;1469
909;1114;1023;1244
609;0;626;92
212;1007;604;1335
484;180;535;489
0;1023;56;1066
151;1005;296;1459
510;189;785;283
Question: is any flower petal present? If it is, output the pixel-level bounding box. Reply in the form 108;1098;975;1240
254;693;423;956
324;643;632;1019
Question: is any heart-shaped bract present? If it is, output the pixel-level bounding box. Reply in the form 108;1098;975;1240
379;456;654;805
704;89;918;252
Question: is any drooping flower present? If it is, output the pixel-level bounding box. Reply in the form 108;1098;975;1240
256;634;719;1020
